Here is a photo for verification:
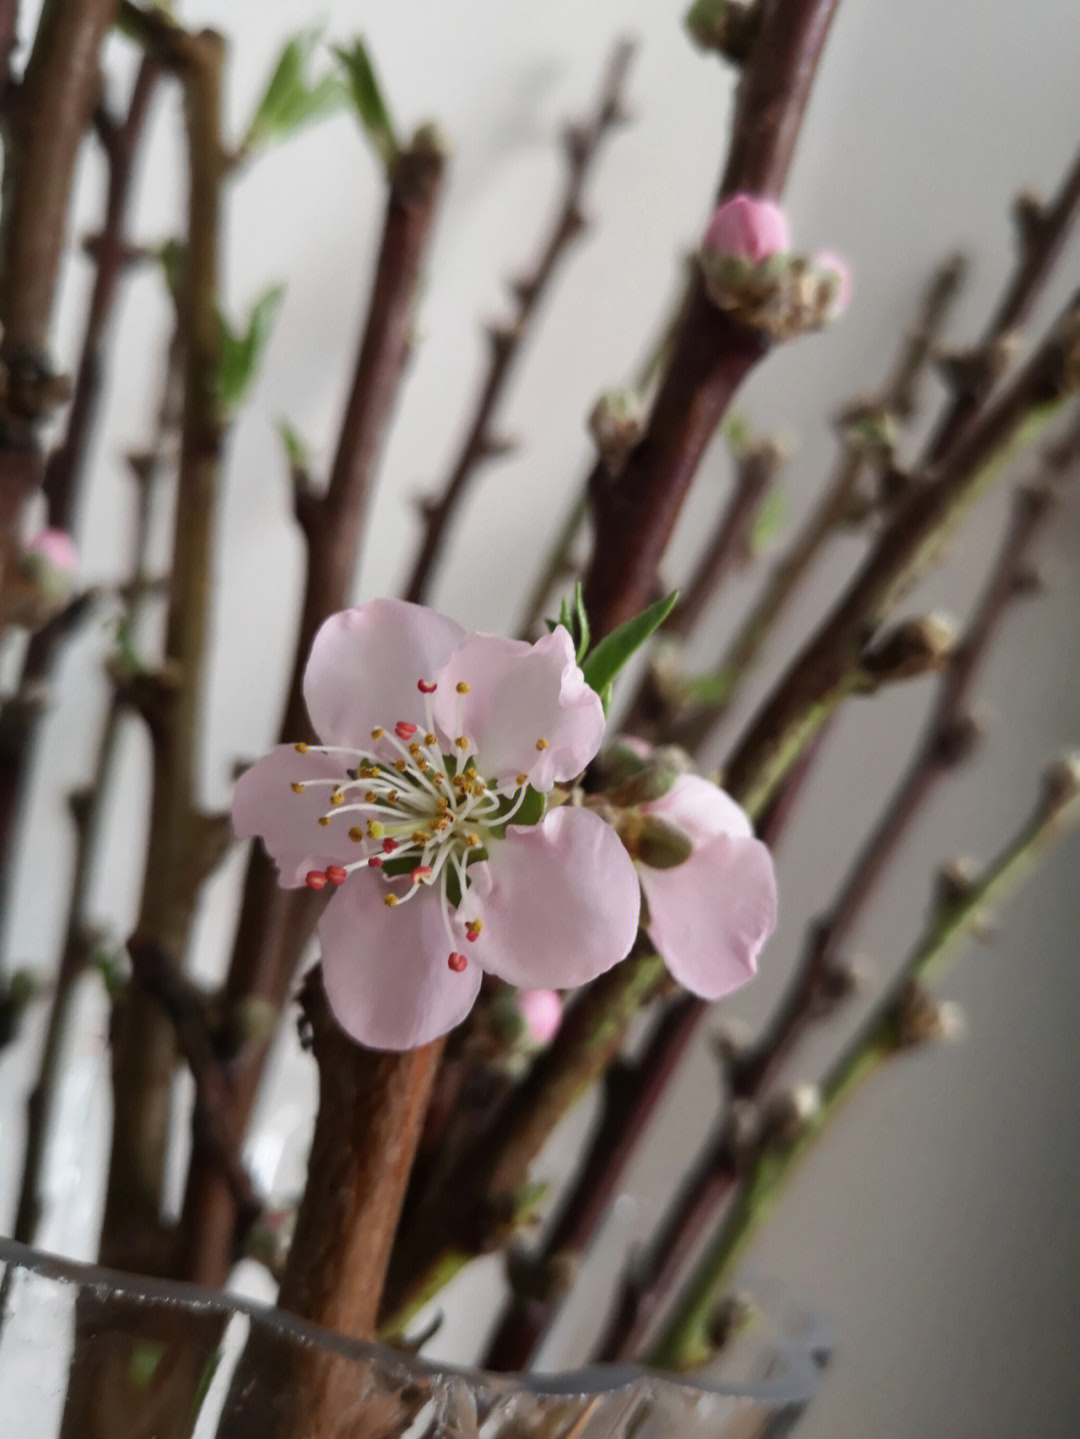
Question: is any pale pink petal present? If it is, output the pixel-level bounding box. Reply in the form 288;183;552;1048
432;627;604;789
25;527;79;572
232;745;355;886
643;773;752;845
704;194;790;263
468;807;639;988
303;599;465;747
320;871;482;1049
640;835;777;1000
517;989;564;1045
813;250;852;315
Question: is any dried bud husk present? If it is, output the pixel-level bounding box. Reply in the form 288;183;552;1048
861;612;958;685
634;815;694;870
607;744;691;804
893;979;964;1048
1042;750;1080;811
589;389;644;473
761;1084;820;1147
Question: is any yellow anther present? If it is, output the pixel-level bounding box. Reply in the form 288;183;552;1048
394;759;408;773
408;742;421;757
364;790;377;803
455;736;469;750
535;737;549;751
370;727;384;740
383;894;398;908
330;791;345;806
294;742;310;754
465;834;481;848
290;782;305;794
456;681;470;694
412;830;432;844
348;826;364;842
425;732;437;746
318;816;331;827
368;820;385;839
516;773;529;787
388;790;399;803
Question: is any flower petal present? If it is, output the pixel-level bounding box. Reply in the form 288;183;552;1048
319;871;482;1049
232;745;355;886
468;806;640;988
642;773;752;845
432;626;604;789
640;835;777;1000
303;599;465;747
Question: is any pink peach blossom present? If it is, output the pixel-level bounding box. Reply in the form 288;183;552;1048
624;759;778;1001
703;193;790;264
517;988;564;1046
24;527;79;572
234;600;639;1050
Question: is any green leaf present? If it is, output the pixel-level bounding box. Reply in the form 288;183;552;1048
244;30;346;153
278;419;312;472
572;581;590;662
334;39;398;170
217;285;286;413
581;590;680;703
748;483;788;554
678;668;736;707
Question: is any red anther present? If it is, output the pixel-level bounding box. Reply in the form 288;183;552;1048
411;865;433;883
368;856;384;868
395;720;418;740
417;679;437;694
447;952;468;973
305;870;328;890
465;921;481;942
381;837;399;854
325;865;347;885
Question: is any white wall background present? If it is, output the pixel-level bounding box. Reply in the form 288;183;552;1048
2;2;1079;1436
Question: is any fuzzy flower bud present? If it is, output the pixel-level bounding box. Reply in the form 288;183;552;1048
517;988;564;1047
703;193;790;264
10;527;80;627
811;250;852;318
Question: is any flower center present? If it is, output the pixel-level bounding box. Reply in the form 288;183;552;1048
290;678;539;971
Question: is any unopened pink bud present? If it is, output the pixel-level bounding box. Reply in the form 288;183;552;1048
25;528;78;574
704;194;790;264
518;988;563;1046
813;251;852;316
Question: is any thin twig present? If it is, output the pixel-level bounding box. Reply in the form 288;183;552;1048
581;0;842;641
644;768;1080;1370
722;290;1080;817
176;127;446;1290
926;142;1080;465
591;443;1074;1362
402;38;635;604
668;253;968;751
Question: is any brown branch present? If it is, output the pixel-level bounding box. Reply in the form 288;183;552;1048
721;290;1080;816
379;950;666;1331
0;0;120;590
0;19;154;940
581;0;842;641
176;129;446;1290
667;254;968;753
927;142;1080;464
214;971;444;1439
479;728;827;1373
98;23;227;1275
591;451;1074;1363
402;38;634;605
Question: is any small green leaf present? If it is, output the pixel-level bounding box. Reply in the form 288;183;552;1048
278;419;312;472
156;237;186;296
218;285;286;412
129;1342;165;1389
581;590;680;703
334;39;398;170
678;667;736;707
572;581;590;662
244;30;346;153
748;484;788;554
